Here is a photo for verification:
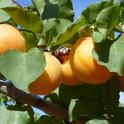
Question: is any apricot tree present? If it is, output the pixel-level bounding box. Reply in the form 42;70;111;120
0;0;124;124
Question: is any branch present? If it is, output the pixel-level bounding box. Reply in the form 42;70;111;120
0;80;68;120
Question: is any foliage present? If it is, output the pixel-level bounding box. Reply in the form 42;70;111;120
0;0;124;124
0;48;46;90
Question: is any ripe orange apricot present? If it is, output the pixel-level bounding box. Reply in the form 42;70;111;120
61;55;83;86
29;52;62;95
118;76;124;91
69;37;112;84
0;24;25;53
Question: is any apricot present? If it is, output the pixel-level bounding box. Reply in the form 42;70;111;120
69;37;112;84
29;52;62;95
0;24;25;53
61;55;83;86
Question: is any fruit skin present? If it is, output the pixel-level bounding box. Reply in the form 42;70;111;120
69;37;112;84
118;76;124;91
29;52;62;95
0;24;25;53
61;55;83;86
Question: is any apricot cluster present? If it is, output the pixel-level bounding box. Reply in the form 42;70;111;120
29;37;113;95
0;24;123;95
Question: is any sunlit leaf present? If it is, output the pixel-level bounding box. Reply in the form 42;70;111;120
0;48;46;91
50;15;87;47
42;18;72;47
96;5;120;36
32;0;45;16
82;1;113;24
0;105;34;124
3;7;43;33
0;9;10;23
93;34;124;75
107;35;124;75
92;31;104;43
0;0;17;8
85;119;110;124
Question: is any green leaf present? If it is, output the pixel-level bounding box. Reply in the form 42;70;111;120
69;99;104;122
98;76;120;115
41;0;59;19
41;0;74;21
3;7;43;33
23;31;38;51
0;105;35;124
68;77;120;122
93;34;124;75
93;38;113;64
92;31;105;43
120;8;124;25
85;119;110;124
45;83;105;107
42;18;71;34
32;0;45;16
42;18;72;47
82;1;113;24
0;48;46;91
50;15;87;47
0;9;10;23
0;0;17;8
58;84;105;106
57;0;74;21
102;77;120;113
120;8;124;32
78;24;92;37
95;5;120;36
109;110;124;124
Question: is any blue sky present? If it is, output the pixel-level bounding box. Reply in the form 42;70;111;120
16;0;100;20
15;0;124;109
